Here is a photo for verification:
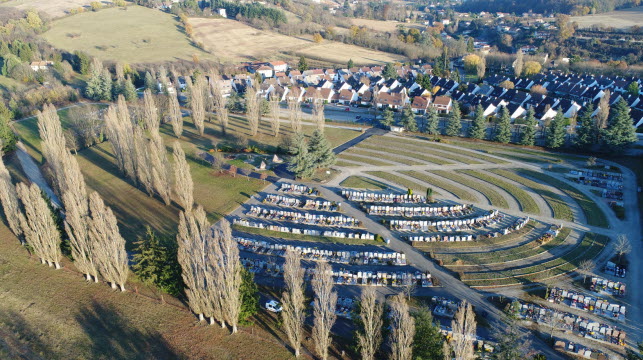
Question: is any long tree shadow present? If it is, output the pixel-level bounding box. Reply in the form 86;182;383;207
74;300;184;359
0;310;52;359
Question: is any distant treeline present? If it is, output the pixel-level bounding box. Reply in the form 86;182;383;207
458;0;639;15
210;0;287;25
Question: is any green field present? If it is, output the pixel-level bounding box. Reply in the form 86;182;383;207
431;170;508;208
400;171;477;202
43;5;214;64
339;176;390;190
459;170;539;214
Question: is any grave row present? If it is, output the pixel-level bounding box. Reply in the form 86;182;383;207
279;183;319;196
390;210;501;232
366;204;473;218
263;194;341;211
233;219;376;240
590;277;625;297
553;339;606;360
548;287;626;321
246;206;362;228
513;301;626;346
408;216;529;243
341;190;426;204
568;170;623;182
235;236;407;266
241;257;432;287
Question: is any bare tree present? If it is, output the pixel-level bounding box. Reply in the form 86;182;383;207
476;56;486;79
37;103;67;189
448;301;476;360
312;97;325;132
177;206;210;322
148;130;172;205
16;182;62;268
133;126;153;195
358;286;383;360
210;71;229;134
312;261;337;360
287;96;302;133
596;90;610;130
0;153;26;240
173;142;194;212
88;191;129;291
246;85;260;136
168;90;183;138
389;293;414;360
269;92;281;137
614;234;631;263
586;156;597;167
143;89;159;132
67;104;102;148
578;259;595;284
281;249;306;357
104;97;137;181
157;65;169;95
514;51;524;77
213;219;243;333
190;74;206;136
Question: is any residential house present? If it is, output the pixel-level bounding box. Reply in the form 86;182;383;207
411;96;431;114
431;96;453;113
269;61;288;73
376;92;406;110
338;89;358;104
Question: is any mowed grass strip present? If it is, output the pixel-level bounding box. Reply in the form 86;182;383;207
459;170;539;214
397;137;509;164
399;171;477;202
439;227;570;266
414;221;539;250
517;170;609;228
345;148;426;165
356;142;453;165
366;171;428;193
340;176;389;190
431;170;508;208
335;160;359;167
370;137;482;164
464;233;608;287
337;154;393;166
490;169;574;221
447;140;587;163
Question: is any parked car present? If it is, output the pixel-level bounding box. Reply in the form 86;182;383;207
356;115;362;120
345;107;350;111
265;300;283;313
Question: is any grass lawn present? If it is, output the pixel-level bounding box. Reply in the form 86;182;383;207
439;227;570;266
447;139;587;163
366;171;428;193
43;5;214;64
0;222;294;360
431;170;508;209
463;232;609;287
490;169;574;221
357;140;453;165
517;170;609;228
337;154;393;167
459;170;540;215
400;171;477;202
344;148;425;166
372;136;483;164
339;175;389;190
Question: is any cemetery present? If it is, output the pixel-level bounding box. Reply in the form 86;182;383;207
547;288;626;322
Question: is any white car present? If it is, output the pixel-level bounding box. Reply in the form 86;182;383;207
265;300;283;313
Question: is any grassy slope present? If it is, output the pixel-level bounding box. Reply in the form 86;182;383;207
0;223;294;360
339;175;389;190
43;5;213;64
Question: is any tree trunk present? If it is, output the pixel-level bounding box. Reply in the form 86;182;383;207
220;320;226;328
93;275;99;283
198;313;205;322
210;317;216;325
119;284;126;292
85;273;92;281
47;260;53;267
40;258;46;264
54;262;61;269
111;282;118;290
295;349;300;358
232;325;238;334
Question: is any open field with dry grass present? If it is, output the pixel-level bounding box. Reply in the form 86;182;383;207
571;6;643;29
191;17;407;65
2;0;103;18
43;5;213;64
349;18;424;32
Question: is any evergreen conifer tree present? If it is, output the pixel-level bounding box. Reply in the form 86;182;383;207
575;103;596;148
469;104;486;140
383;63;397;79
297;56;308;72
0;105;17;153
123;76;137;101
494;106;512;143
424;107;439;135
144;71;156;92
445;101;461;136
545;112;566;149
308;129;336;170
602;98;637;153
412;308;444;360
380;108;394;128
287;133;314;178
401;105;417;132
520;107;537;146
